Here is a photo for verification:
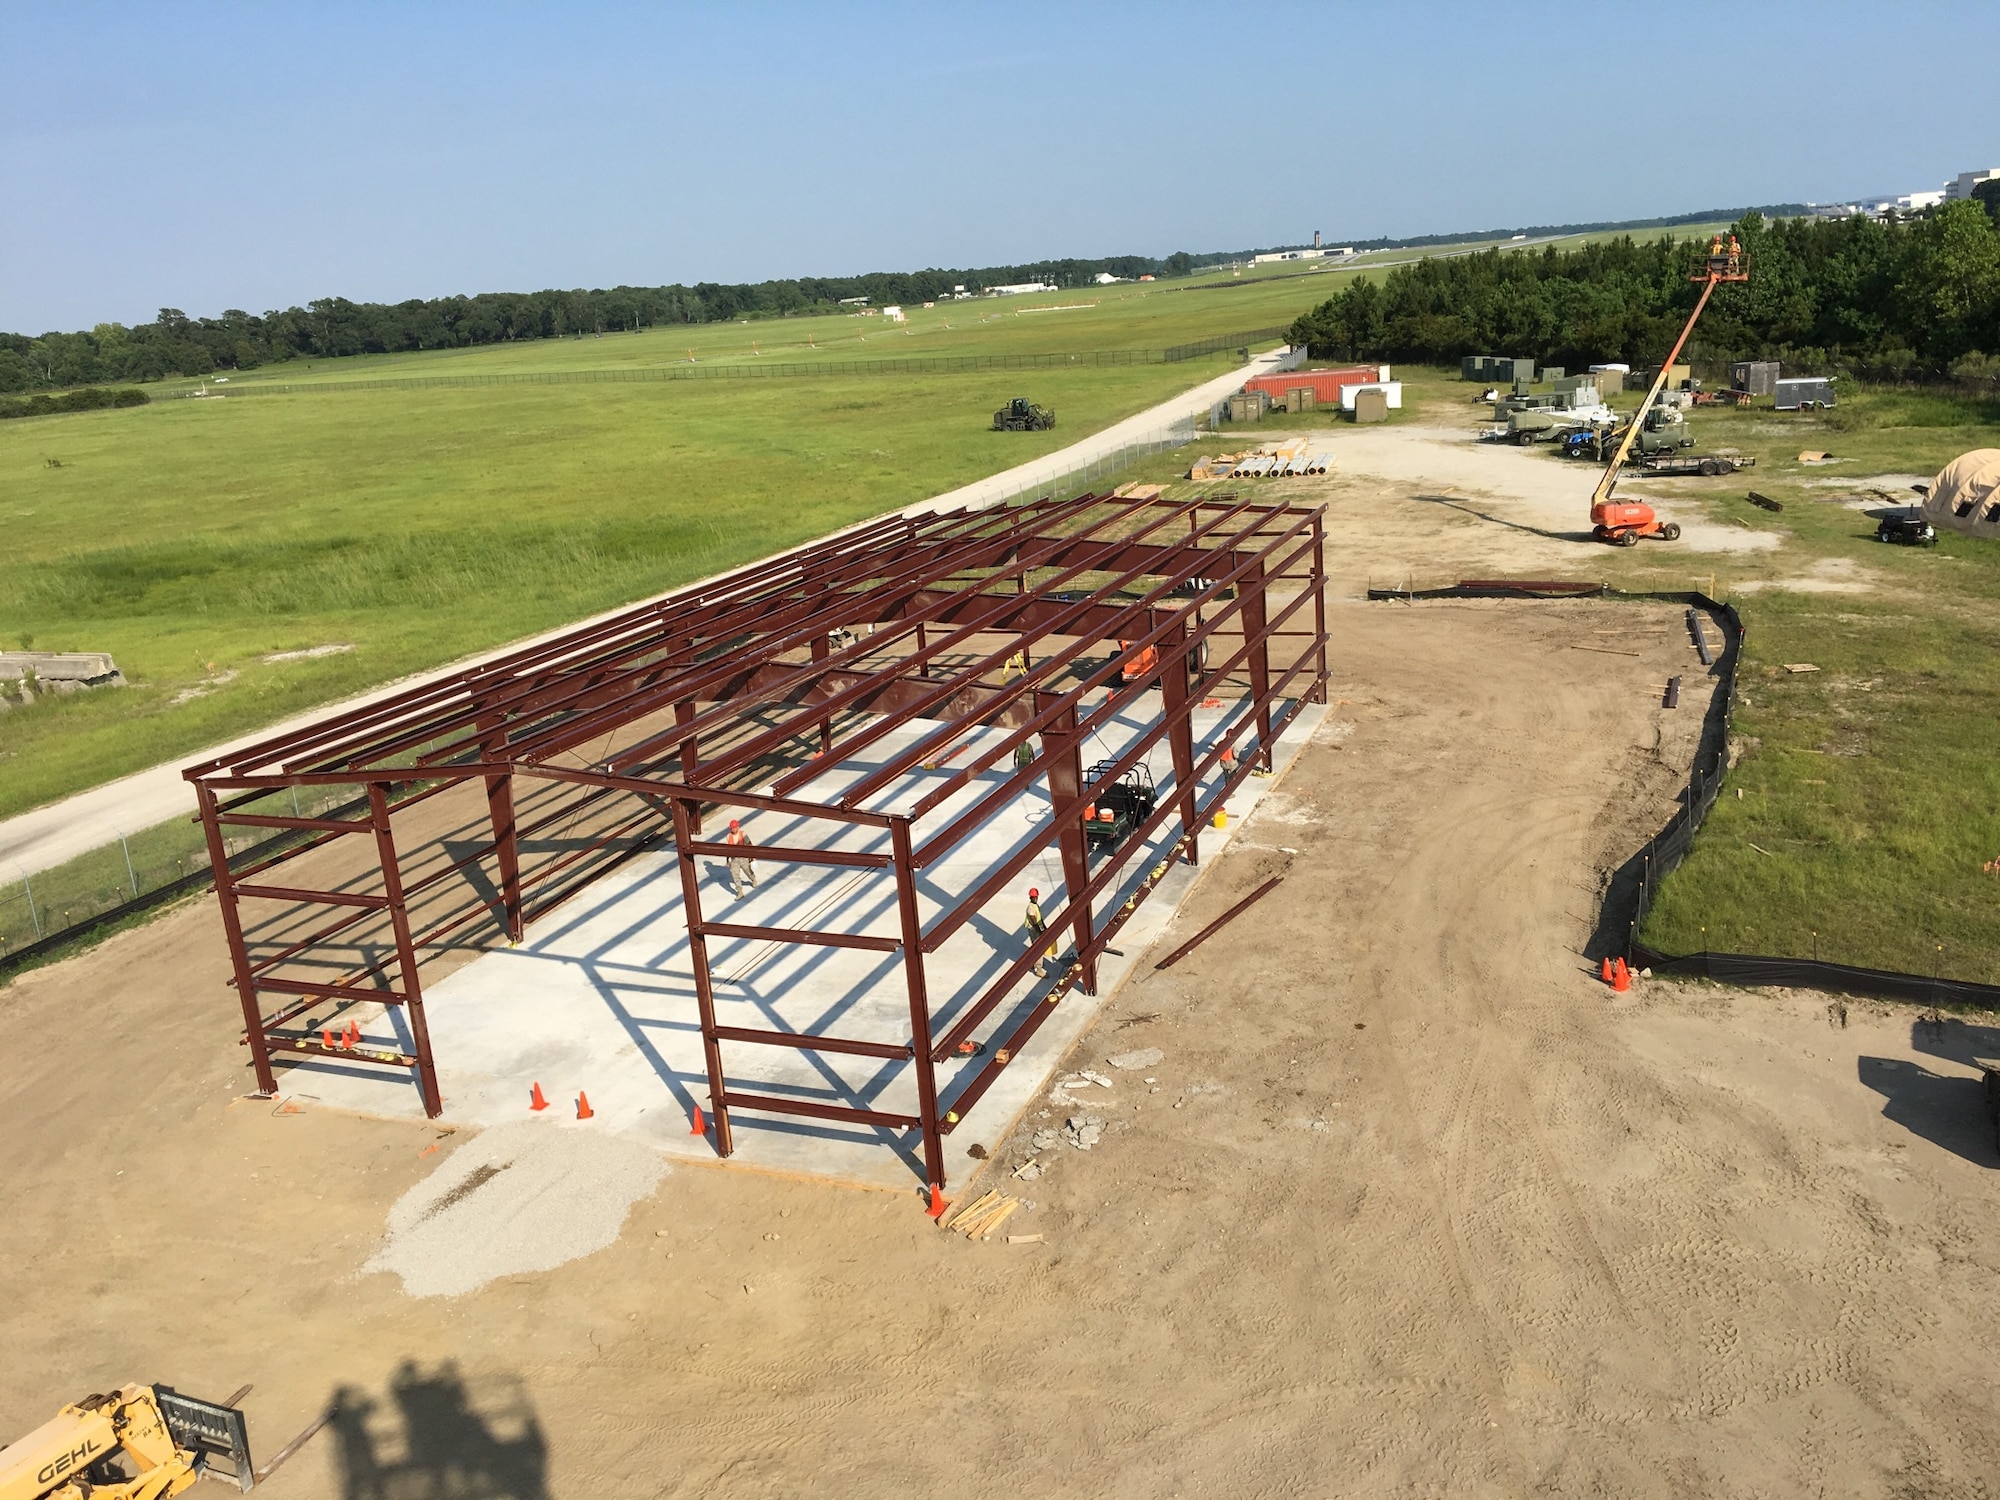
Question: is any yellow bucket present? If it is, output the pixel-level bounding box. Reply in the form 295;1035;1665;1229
1212;810;1228;830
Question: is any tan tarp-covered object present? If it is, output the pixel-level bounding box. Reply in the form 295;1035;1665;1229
1922;448;2000;538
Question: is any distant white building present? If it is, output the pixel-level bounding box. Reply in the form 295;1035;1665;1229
882;305;906;322
1946;167;2000;200
1813;186;1950;219
1093;272;1124;284
985;281;1055;297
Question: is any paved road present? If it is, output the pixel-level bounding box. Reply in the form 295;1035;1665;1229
0;351;1288;881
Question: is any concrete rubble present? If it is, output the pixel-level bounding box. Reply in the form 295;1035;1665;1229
1107;1047;1164;1070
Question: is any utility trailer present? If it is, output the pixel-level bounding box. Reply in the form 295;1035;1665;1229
1774;377;1835;411
1632;451;1757;477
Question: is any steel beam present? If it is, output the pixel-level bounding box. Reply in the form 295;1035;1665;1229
671;797;733;1156
369;782;442;1118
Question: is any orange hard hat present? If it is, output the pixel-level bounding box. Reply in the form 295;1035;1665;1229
1028;887;1039;899
729;818;740;830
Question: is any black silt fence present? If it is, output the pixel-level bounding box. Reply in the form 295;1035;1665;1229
1364;581;2000;1010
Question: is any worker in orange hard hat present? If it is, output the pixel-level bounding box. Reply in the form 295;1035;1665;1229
1025;886;1052;977
724;817;757;898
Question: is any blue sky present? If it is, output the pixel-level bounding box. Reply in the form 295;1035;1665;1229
3;1;1995;333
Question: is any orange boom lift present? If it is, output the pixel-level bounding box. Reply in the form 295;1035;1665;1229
1588;235;1749;545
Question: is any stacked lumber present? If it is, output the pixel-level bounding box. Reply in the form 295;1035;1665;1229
940;1190;1022;1241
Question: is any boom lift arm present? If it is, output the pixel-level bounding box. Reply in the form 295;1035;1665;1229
1587;236;1748;539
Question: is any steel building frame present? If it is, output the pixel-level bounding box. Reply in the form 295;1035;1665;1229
187;490;1328;1196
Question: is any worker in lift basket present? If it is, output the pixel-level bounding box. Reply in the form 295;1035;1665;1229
724;818;757;898
1025;886;1054;977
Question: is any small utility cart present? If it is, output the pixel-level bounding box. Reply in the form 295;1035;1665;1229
1082;762;1157;851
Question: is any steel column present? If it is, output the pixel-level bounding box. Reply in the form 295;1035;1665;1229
670;796;733;1155
1241;559;1275;771
476;702;524;943
1159;622;1201;866
1036;691;1097;994
1311;511;1329;706
674;699;700;835
197;782;279;1098
368;782;442;1118
889;818;945;1193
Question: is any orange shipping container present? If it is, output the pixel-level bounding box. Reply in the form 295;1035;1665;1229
1243;367;1381;406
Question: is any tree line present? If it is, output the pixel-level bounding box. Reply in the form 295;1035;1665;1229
0;251;1232;394
1289;197;2000;380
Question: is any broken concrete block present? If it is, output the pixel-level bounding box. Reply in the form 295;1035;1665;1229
1107;1048;1164;1070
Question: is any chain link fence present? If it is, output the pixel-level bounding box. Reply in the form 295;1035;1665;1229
0;784;366;975
978;419;1200;509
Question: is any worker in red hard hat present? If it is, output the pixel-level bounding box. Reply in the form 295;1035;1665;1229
1024;886;1051;977
724;817;757;898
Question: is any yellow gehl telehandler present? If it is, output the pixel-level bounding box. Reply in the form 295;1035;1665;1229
0;1382;327;1499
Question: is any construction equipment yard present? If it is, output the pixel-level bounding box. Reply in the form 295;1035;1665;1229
4;409;1997;1497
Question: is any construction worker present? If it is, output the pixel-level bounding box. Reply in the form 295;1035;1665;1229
1024;886;1052;977
724;817;757;898
1013;734;1037;776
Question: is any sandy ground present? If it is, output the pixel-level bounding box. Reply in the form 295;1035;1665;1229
4;589;1997;1497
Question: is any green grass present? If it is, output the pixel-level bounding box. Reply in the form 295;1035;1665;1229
1641;592;2000;981
0;358;1230;817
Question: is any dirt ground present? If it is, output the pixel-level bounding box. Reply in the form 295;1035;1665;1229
5;586;1998;1497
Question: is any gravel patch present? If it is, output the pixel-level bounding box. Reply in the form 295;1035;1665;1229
364;1120;666;1297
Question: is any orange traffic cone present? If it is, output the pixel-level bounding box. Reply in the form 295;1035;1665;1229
690;1102;705;1135
1612;958;1631;993
529;1081;550;1112
322;1028;337;1049
1599;956;1615;985
576;1091;595;1120
344;1019;361;1046
926;1184;947;1220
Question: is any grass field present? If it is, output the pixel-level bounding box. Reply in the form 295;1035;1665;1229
1595;385;2000;982
0;358;1222;818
